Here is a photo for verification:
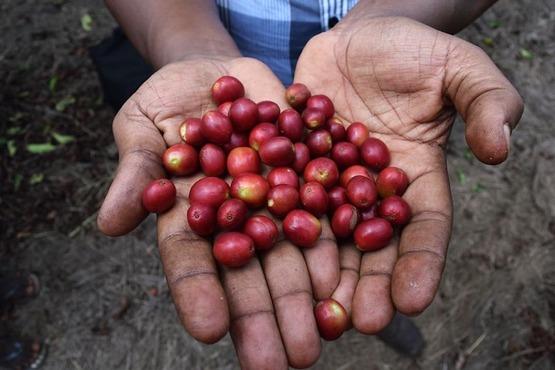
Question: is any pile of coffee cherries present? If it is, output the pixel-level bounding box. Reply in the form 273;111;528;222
141;76;412;340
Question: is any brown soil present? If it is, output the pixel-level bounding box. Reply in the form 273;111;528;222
1;0;553;369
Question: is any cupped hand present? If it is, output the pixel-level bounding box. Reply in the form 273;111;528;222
97;57;340;369
294;17;523;333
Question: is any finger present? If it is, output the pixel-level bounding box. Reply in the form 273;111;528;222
331;242;361;322
97;62;224;236
97;102;167;236
352;239;398;334
224;63;319;367
446;40;524;164
262;240;321;368
302;218;340;300
391;156;452;315
156;178;229;343
221;259;288;370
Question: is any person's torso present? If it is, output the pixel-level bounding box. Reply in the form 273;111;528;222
216;0;359;85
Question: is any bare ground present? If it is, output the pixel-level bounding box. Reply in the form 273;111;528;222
1;0;554;369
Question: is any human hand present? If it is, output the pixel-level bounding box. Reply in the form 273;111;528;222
97;57;340;369
294;17;523;333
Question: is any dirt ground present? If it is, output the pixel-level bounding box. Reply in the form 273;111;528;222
1;0;554;369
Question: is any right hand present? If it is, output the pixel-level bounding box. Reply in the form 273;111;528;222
97;57;340;369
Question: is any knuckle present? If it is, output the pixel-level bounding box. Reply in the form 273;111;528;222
159;230;204;250
272;288;312;302
230;309;274;323
169;269;217;287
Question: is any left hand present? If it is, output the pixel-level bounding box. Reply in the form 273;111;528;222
294;16;523;333
97;57;339;369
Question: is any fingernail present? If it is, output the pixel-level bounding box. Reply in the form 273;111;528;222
503;123;511;152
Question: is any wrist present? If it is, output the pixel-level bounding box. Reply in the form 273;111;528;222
147;29;242;69
105;0;242;69
334;0;497;35
329;14;403;37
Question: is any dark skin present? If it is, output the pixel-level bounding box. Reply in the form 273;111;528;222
295;16;523;333
104;4;342;369
97;57;339;368
99;1;523;368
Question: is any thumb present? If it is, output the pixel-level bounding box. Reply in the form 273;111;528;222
445;42;524;164
97;101;166;236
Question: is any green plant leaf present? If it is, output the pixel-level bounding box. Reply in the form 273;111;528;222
49;75;58;93
464;149;474;162
7;127;22;135
52;131;75;144
55;96;75;112
81;14;93;32
26;143;57;154
482;37;494;47
488;20;501;29
472;183;485;193
13;174;23;191
29;173;45;185
9;112;24;123
456;169;467;185
7;140;17;157
519;48;534;60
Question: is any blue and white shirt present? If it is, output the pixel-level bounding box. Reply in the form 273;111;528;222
216;0;359;85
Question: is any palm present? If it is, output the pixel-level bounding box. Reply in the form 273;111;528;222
295;17;523;332
98;58;339;369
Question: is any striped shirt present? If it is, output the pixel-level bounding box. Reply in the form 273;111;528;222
216;0;359;85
